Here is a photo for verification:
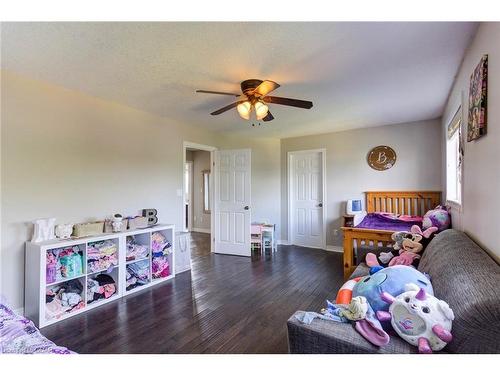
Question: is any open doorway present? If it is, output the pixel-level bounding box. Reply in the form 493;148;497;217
183;160;193;231
183;142;217;254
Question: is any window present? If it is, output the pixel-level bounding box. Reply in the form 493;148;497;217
202;170;211;213
446;108;462;205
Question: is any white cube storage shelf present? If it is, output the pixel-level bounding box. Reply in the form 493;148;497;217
25;224;175;328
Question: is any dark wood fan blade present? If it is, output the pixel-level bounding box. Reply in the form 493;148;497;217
196;90;240;97
253;80;280;97
262;111;274;122
210;102;240;115
263;96;313;109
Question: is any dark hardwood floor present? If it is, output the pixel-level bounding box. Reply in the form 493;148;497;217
41;232;344;353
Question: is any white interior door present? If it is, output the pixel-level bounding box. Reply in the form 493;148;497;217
289;150;325;248
214;149;251;256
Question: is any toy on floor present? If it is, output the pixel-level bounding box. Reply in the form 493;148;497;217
376;285;454;353
422;205;451;232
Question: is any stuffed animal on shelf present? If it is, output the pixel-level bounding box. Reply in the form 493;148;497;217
376;285;454;353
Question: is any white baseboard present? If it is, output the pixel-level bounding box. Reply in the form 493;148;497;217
191;228;211;234
325;245;343;253
277;240;289;246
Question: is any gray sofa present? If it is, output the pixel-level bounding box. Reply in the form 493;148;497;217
287;229;500;353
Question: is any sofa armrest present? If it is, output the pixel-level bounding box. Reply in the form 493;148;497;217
287;311;416;354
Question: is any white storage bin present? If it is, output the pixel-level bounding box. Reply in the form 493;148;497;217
175;231;191;274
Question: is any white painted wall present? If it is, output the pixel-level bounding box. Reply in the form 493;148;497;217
281;119;443;247
0;71;220;310
441;22;500;261
191;150;211;232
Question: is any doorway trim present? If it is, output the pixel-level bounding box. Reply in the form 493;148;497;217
287;149;327;250
183;141;218;252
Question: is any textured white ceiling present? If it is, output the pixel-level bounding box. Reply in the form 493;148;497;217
1;22;477;138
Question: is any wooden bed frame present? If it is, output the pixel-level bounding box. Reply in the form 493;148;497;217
341;191;441;279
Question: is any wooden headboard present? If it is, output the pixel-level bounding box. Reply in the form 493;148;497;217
365;191;441;216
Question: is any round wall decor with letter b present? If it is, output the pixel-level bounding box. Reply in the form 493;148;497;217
367;146;396;171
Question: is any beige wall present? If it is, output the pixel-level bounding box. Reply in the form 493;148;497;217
281;119;443;247
191;150;211;232
441;22;500;260
0;71;220;309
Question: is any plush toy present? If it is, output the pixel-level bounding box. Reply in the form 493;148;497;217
376;285;454;353
352;265;433;313
366;225;438;269
422;205;451;232
366;230;422;268
349;265;434;346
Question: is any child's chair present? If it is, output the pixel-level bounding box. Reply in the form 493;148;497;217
251;224;263;253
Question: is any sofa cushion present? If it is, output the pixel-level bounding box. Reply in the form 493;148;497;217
288;312;417;354
418;229;500;353
350;263;371;279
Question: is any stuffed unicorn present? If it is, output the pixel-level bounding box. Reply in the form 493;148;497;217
376;284;454;353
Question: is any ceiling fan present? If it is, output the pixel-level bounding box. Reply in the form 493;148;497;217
196;79;313;122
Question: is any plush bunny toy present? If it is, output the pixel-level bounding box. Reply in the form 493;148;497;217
376;284;454;353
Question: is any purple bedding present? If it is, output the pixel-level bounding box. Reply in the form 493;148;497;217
356;212;423;232
0;303;74;354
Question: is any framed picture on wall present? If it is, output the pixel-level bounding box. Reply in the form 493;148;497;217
467;54;488;142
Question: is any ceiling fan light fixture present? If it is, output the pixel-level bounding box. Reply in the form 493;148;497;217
237;101;251;120
254;101;269;120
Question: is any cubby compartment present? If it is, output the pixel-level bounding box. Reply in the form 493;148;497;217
87;268;119;306
87;238;119;274
126;259;150;291
45;276;86;322
151;230;173;280
26;224;175;327
126;233;150;262
46;244;85;284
